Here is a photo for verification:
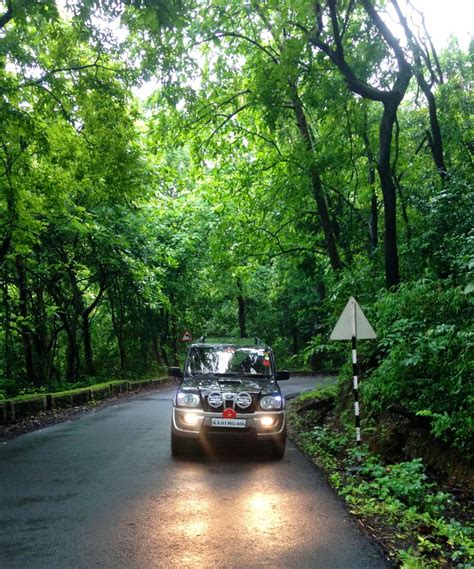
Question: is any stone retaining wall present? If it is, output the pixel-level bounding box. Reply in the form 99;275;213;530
0;377;169;425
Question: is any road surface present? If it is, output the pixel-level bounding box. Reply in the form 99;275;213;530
0;375;388;568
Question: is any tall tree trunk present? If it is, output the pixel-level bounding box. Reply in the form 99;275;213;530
160;308;170;366
292;326;298;355
152;334;164;366
0;152;16;266
425;98;448;180
48;277;81;383
82;313;95;376
110;302;127;371
15;255;36;384
237;278;247;338
147;308;164;366
369;186;378;252
362;121;379;252
290;85;343;271
65;325;80;382
81;279;106;377
238;295;247;338
378;101;400;288
2;268;13;378
171;318;179;366
32;286;50;385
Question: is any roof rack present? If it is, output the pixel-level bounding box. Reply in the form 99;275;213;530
195;336;265;346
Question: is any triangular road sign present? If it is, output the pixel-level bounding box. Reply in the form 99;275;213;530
180;330;193;342
330;297;376;340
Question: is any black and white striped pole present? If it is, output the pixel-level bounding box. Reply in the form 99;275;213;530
352;334;361;445
330;297;376;447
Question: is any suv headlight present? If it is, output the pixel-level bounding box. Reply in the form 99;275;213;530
176;391;201;408
260;395;282;410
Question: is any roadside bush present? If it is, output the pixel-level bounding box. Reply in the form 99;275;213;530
289;390;474;568
340;452;473;567
361;279;474;455
345;456;450;515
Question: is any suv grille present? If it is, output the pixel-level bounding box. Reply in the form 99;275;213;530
202;391;258;413
203;425;257;437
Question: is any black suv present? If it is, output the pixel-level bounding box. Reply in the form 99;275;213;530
169;338;290;459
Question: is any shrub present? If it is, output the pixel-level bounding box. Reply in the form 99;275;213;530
361;279;474;454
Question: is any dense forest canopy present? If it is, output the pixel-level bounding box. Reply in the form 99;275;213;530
0;0;472;452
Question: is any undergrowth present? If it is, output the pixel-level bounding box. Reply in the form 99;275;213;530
289;386;474;568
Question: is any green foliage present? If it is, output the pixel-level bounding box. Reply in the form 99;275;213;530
299;334;346;370
295;384;339;404
340;455;473;567
361;279;474;453
345;457;450;515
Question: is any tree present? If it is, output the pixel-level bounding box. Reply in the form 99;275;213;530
304;0;413;288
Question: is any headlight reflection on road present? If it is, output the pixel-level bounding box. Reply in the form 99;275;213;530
245;491;282;537
134;467;312;566
175;496;209;539
170;495;210;568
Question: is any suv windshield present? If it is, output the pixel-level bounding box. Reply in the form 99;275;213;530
187;346;273;377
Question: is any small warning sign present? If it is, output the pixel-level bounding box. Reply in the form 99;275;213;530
180;330;193;342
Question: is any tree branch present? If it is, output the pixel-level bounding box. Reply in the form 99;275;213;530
234;126;284;158
30;60;128;85
308;0;411;105
24;83;91;144
259;227;326;258
83;279;108;318
407;0;444;83
360;0;409;71
307;8;390;102
202;103;251;146
213;31;280;63
0;0;13;29
189;90;251;126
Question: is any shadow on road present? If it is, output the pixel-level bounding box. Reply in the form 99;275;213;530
171;440;286;464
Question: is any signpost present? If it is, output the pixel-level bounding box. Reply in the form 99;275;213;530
330;297;376;446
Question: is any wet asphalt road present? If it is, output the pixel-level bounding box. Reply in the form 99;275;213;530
0;375;388;569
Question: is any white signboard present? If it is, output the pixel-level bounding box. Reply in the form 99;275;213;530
330;297;376;340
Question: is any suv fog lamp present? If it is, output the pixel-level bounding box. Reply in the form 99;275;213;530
182;413;200;426
177;392;200;408
236;392;252;409
208;392;223;408
261;416;275;428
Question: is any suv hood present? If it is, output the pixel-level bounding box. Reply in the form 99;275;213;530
181;375;280;397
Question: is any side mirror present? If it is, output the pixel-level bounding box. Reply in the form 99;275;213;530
168;366;183;379
276;370;290;381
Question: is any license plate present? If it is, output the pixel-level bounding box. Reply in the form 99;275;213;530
211;418;247;428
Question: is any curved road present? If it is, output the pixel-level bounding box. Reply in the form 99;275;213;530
0;375;389;568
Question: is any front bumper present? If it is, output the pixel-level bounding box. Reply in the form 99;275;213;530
172;407;286;439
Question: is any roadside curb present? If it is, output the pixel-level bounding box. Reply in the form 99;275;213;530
0;376;172;425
